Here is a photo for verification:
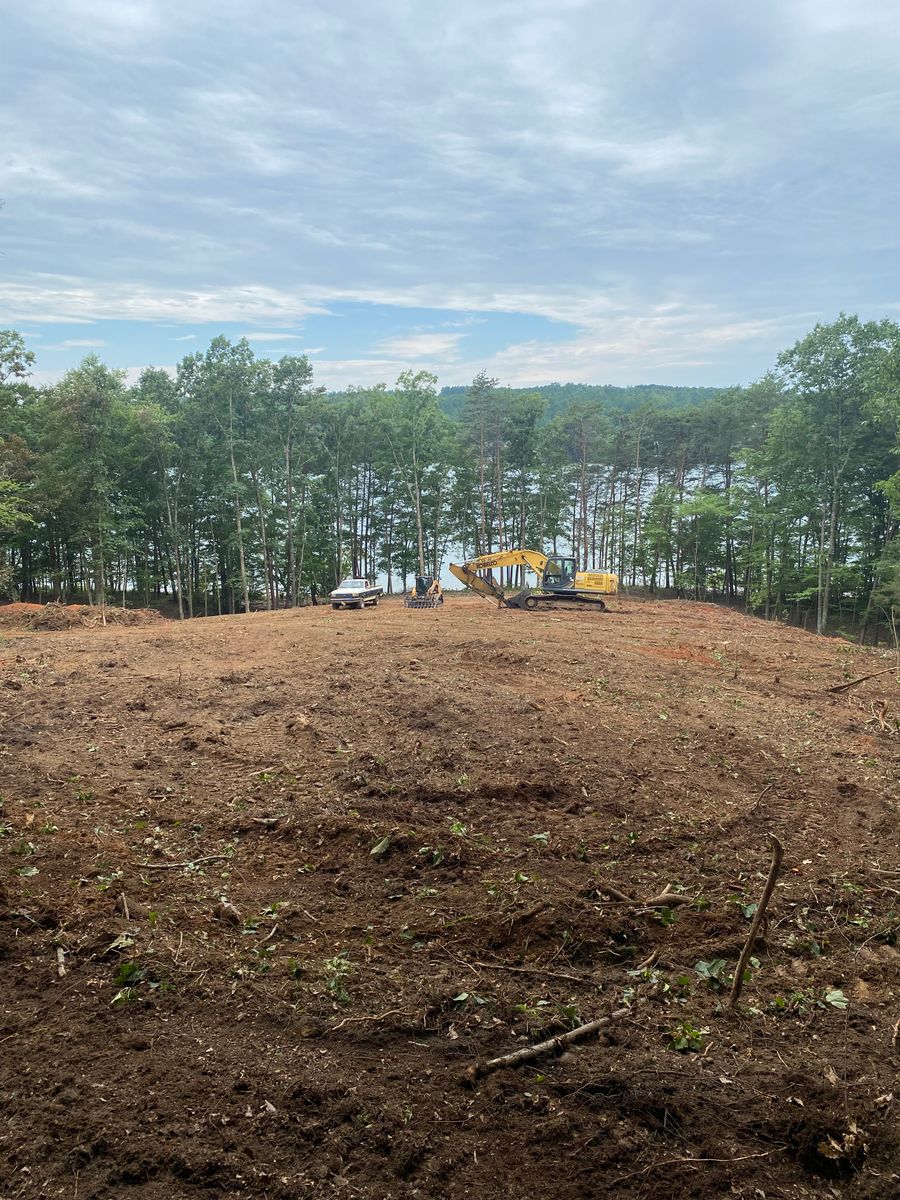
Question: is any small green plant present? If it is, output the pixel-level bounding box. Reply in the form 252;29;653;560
770;989;814;1014
668;1020;708;1052
694;959;729;991
727;895;758;919
323;951;354;1003
556;1002;581;1026
75;789;95;804
452;991;487;1007
530;832;549;846
449;819;468;837
110;960;166;1005
111;960;147;1004
653;906;677;927
786;933;824;957
771;987;850;1015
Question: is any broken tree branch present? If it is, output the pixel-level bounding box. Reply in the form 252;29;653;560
135;854;229;870
728;834;784;1011
464;1001;639;1083
825;667;898;694
596;882;693;908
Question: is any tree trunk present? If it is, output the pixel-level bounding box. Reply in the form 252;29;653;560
228;388;250;613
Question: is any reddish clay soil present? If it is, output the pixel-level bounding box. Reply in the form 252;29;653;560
1;596;898;1199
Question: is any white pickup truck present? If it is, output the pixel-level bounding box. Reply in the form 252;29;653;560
328;578;383;610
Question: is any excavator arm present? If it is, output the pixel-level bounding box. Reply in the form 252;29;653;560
448;549;549;605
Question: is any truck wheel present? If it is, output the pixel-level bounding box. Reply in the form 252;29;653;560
332;603;340;610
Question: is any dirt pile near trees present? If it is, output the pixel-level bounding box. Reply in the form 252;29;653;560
0;601;164;631
1;596;898;1199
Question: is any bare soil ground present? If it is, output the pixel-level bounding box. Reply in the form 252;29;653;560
1;595;899;1199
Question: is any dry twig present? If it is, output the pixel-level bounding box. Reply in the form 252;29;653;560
825;667;898;694
135;854;229;870
464;1001;639;1083
728;834;784;1011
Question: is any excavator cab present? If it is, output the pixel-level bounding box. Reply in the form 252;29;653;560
544;557;577;586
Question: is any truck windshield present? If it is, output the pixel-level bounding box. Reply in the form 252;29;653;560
340;579;367;588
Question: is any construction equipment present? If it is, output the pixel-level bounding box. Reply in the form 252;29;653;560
404;575;444;609
449;550;617;611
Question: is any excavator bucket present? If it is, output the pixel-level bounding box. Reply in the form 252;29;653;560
448;562;507;605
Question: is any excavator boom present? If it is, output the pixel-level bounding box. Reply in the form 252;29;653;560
448;549;549;606
448;561;506;603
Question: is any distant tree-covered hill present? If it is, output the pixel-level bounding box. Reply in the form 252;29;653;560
438;382;724;421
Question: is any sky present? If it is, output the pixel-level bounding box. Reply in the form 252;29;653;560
2;0;899;391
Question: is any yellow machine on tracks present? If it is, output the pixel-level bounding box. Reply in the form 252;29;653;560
404;576;444;609
449;550;617;611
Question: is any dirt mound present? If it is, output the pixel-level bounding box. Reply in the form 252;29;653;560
1;596;898;1199
0;601;164;631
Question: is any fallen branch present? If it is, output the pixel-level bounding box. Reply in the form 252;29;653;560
55;947;66;978
728;834;784;1011
469;959;585;983
507;900;551;924
332;1009;410;1030
596;882;635;903
135;854;229;870
611;1147;786;1184
596;882;693;908
825;666;898;694
464;1001;638;1083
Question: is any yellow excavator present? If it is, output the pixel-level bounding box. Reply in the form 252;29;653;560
449;550;618;611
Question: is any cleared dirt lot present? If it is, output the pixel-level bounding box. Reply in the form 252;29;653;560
1;595;899;1199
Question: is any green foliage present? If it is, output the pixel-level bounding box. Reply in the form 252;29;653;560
0;314;898;639
323;951;354;1003
668;1020;709;1052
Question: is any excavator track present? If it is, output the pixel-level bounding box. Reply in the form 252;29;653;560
508;589;607;612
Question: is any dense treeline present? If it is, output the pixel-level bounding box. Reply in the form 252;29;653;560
438;382;723;422
0;314;898;638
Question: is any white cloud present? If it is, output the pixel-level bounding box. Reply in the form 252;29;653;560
43;338;107;351
2;1;899;386
374;332;463;359
238;332;304;342
0;282;327;326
